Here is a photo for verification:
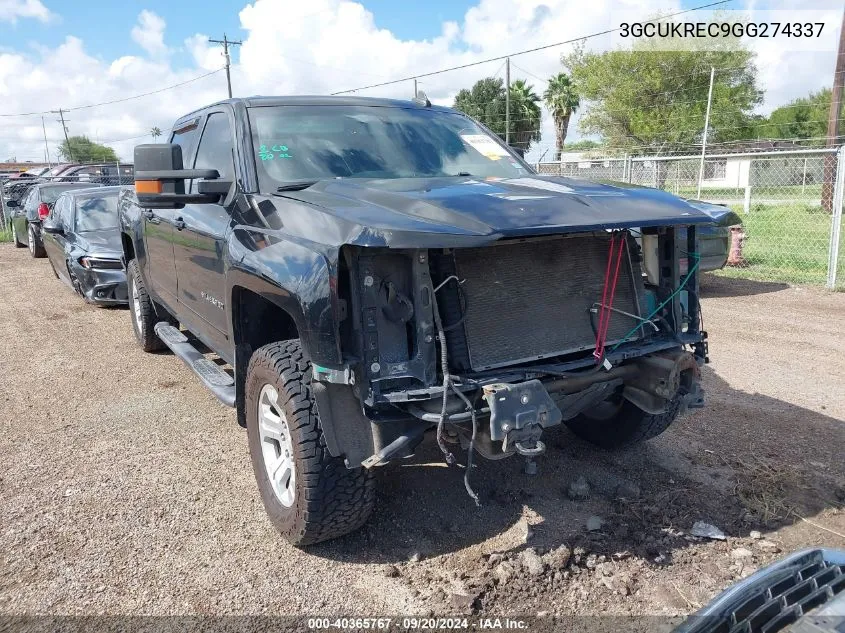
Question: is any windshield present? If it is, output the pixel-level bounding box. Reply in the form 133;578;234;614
74;195;118;232
248;105;529;188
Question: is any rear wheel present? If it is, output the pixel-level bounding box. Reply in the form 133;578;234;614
27;223;46;258
11;223;25;248
564;395;682;449
245;339;375;546
127;259;166;352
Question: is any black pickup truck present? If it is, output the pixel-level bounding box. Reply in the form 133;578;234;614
119;95;712;546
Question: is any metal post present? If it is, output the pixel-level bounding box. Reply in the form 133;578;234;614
696;67;715;199
413;78;417;97
826;145;845;289
802;157;808;194
823;6;845;211
505;57;510;145
41;116;51;167
56;108;73;162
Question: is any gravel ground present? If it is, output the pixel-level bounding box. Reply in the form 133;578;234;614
1;243;844;619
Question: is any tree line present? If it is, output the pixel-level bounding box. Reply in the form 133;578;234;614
453;37;838;159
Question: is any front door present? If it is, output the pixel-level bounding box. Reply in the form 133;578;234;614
142;120;202;306
141;206;177;304
173;110;235;350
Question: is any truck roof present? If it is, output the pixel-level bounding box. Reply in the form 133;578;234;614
172;95;453;128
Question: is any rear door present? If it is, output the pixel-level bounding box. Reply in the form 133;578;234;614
173;110;235;349
42;195;66;273
142;120;200;305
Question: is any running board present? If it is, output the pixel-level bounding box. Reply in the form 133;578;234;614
154;322;235;407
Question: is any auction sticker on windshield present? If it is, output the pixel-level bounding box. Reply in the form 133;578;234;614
461;134;509;160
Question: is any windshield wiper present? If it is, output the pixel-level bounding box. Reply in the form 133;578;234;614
453;172;473;177
276;180;319;192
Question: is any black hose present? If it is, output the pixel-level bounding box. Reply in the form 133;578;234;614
432;290;455;465
450;383;481;506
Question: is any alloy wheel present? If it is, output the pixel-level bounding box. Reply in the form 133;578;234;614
131;278;143;330
258;384;296;507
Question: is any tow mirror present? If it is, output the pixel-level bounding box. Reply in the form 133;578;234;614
134;144;222;209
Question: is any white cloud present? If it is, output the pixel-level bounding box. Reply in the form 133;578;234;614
131;10;169;57
0;0;53;24
0;0;840;163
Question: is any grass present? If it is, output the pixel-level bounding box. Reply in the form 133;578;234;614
709;203;837;286
0;228;11;243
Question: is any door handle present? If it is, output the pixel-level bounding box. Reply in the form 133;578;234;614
173;217;186;231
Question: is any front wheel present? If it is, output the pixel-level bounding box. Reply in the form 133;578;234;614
245;339;375;546
127;259;167;352
27;223;46;258
564;395;682;449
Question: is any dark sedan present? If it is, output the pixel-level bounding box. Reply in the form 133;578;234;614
7;182;103;258
41;187;127;306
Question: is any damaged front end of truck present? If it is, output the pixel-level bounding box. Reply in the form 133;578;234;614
310;196;709;492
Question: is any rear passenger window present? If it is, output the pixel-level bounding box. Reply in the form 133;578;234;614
47;197;61;221
60;198;74;228
193;113;235;181
170;122;200;167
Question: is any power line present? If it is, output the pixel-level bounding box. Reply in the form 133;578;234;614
0;67;225;118
330;0;733;95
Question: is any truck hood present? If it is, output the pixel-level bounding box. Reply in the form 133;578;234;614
278;176;713;242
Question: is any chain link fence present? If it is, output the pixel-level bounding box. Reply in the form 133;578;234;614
538;148;845;289
0;162;133;234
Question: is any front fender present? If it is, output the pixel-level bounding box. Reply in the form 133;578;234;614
227;227;341;367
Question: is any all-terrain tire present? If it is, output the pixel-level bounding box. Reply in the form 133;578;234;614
564;396;682;449
11;223;25;248
127;259;167;352
28;223;46;258
245;340;375;546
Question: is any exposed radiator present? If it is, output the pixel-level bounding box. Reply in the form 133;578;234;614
452;234;645;371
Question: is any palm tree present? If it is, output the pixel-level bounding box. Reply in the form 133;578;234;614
507;79;542;152
543;73;580;160
150;126;162;142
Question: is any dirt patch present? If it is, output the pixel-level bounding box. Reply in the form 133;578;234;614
0;247;843;618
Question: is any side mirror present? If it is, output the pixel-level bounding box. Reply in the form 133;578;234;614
134;144;221;209
5;199;18;208
42;221;63;235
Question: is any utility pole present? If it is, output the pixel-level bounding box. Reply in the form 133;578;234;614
209;33;242;99
696;67;715;199
505;57;511;146
822;7;845;212
413;78;417;97
55;108;73;162
41;116;51;167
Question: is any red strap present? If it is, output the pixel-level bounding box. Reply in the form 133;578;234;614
594;233;626;362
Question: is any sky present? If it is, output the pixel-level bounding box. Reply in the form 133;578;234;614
0;0;842;163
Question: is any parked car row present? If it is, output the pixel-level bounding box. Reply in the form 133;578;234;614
1;163;134;223
7;184;127;305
